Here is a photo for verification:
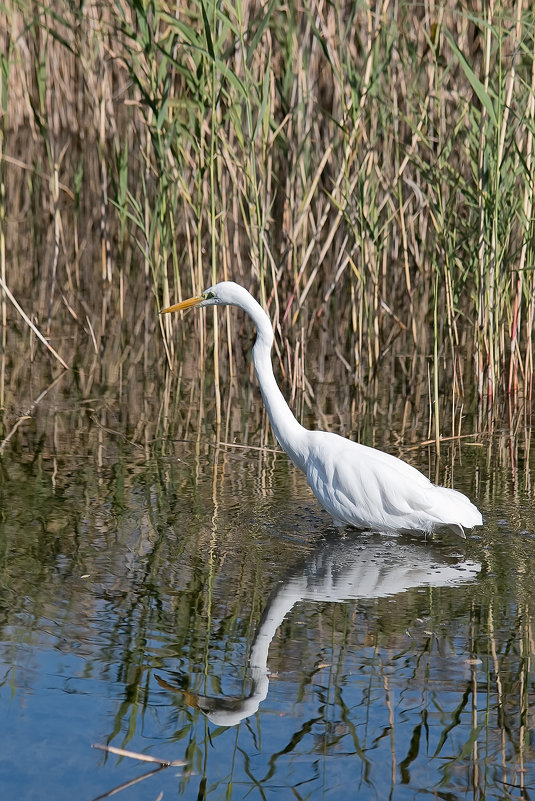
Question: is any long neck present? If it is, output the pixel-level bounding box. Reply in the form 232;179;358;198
237;293;308;471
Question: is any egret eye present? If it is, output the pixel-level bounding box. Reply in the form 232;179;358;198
204;290;215;300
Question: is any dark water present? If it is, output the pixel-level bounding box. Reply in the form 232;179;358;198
1;386;534;801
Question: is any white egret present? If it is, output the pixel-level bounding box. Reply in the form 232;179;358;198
161;281;482;535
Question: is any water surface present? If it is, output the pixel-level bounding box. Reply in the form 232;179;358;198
1;385;534;800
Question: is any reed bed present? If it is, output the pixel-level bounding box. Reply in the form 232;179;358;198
2;7;535;796
1;0;535;448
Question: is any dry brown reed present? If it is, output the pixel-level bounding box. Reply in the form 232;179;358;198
1;0;534;454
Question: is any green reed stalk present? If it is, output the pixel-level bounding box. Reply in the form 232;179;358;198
206;0;221;424
235;0;267;301
521;32;535;403
0;30;9;413
433;269;440;456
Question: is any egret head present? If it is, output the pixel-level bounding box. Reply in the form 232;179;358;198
160;281;249;315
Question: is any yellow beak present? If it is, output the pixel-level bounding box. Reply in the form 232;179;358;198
160;295;204;314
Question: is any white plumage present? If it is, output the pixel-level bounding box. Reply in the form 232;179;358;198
162;281;482;535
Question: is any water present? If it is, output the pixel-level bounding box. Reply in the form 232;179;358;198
1;383;534;801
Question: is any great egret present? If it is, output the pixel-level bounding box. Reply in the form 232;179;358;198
161;281;482;535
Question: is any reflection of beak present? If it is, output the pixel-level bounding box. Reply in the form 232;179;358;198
155;675;248;722
182;690;202;710
160;295;204;314
183;691;246;717
155;675;201;709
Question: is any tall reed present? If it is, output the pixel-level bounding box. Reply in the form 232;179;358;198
1;0;534;439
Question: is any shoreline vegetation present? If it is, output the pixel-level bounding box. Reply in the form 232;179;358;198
1;0;534;452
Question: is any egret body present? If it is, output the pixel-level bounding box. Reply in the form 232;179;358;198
162;281;482;535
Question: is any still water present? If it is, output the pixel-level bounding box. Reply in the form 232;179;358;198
0;382;534;801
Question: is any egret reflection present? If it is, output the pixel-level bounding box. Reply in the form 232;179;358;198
162;533;480;727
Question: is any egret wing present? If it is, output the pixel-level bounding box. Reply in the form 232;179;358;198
306;432;438;529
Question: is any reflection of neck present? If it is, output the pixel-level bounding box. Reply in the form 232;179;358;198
250;580;301;669
197;583;300;727
190;536;481;727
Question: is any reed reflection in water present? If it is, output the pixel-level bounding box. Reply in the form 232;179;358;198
172;532;481;727
0;407;534;800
